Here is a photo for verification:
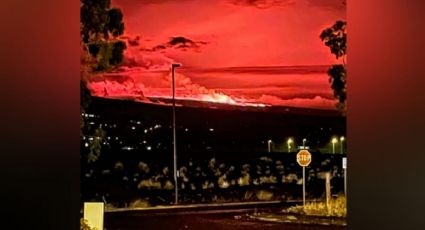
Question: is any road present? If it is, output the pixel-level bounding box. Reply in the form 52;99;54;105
104;205;346;230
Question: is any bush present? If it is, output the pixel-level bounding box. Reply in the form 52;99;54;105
80;218;97;230
129;199;150;208
256;190;274;201
287;195;346;217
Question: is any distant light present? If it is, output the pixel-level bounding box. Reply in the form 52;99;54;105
185;128;189;132
137;121;141;125
144;129;148;133
267;140;272;143
85;143;89;147
287;138;293;144
131;126;136;130
146;146;152;151
340;136;345;141
209;128;214;132
332;137;338;144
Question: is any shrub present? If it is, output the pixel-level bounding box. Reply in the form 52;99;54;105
129;199;150;208
80;218;97;230
256;190;274;201
287;195;346;217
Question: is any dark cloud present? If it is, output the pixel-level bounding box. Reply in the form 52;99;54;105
127;36;140;46
142;36;208;52
119;35;141;46
184;65;330;75
228;0;295;9
306;0;346;11
115;0;193;5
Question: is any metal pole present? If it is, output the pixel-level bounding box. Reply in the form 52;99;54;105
332;143;335;154
340;140;344;154
302;166;306;208
344;168;347;196
268;141;271;153
172;65;178;204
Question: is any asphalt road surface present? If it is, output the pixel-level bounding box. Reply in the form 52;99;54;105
105;209;346;230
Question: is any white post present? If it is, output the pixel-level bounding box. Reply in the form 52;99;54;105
325;172;331;213
83;202;104;230
303;166;306;208
268;141;271;153
344;168;347;196
343;157;347;196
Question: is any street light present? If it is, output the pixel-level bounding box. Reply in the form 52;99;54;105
287;138;293;153
331;137;338;154
302;138;307;148
267;140;272;153
340;136;345;154
171;63;181;204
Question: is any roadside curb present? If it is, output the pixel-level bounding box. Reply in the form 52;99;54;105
248;213;347;227
106;200;285;213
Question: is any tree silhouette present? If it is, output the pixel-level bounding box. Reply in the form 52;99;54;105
80;0;128;163
80;0;126;71
320;20;347;112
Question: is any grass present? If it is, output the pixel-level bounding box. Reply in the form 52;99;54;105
80;218;97;230
286;195;347;218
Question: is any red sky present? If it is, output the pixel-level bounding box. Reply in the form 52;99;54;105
87;0;346;109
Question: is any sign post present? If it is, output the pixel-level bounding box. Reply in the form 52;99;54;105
342;157;347;196
325;172;331;213
296;150;312;208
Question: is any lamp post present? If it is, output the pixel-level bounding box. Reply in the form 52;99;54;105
331;137;338;154
302;138;307;148
340;136;345;154
171;63;181;204
267;140;272;153
287;138;293;153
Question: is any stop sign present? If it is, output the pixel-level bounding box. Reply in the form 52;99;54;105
296;150;312;167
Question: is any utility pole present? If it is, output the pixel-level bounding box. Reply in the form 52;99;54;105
171;63;181;204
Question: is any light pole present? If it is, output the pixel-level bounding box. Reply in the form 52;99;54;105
331;137;338;154
287;138;293;153
302;138;307;148
267;140;272;153
340;136;345;154
171;63;181;204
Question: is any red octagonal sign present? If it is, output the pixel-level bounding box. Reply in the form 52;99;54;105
296;150;312;167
